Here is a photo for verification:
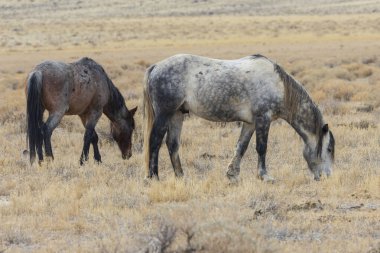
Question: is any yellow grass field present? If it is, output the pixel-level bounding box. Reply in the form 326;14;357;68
0;1;379;252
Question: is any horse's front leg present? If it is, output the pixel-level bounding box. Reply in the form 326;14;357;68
226;122;255;181
80;111;101;165
80;127;94;165
255;115;275;182
91;130;101;163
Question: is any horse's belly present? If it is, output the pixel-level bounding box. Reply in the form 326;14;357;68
185;99;253;123
191;110;235;122
66;93;95;115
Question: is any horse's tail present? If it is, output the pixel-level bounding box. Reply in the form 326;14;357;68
143;65;156;177
26;71;44;164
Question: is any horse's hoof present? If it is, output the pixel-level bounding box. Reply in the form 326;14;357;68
22;150;29;159
45;157;54;163
314;171;322;181
226;165;240;179
143;177;151;186
227;176;239;186
174;170;184;178
226;172;240;184
144;175;159;185
260;174;276;183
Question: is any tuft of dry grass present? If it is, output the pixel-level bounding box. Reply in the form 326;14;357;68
147;178;192;203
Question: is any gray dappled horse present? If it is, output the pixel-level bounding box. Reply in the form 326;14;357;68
25;57;137;165
143;54;335;181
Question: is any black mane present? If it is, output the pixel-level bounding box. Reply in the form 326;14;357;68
106;79;126;112
250;54;266;59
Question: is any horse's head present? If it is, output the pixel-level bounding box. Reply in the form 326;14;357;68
303;124;335;180
111;106;137;160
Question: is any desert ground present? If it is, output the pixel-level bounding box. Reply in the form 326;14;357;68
0;1;379;252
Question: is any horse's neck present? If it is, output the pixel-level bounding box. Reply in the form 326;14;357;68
103;84;126;123
104;105;125;123
286;101;320;147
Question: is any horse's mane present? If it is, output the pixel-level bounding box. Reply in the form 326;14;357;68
273;61;325;157
79;57;125;112
106;78;125;112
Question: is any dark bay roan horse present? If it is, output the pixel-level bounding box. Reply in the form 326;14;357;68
25;57;137;165
143;54;335;181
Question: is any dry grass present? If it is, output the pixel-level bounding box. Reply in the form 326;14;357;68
0;1;379;253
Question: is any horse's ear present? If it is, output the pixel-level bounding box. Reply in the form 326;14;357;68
322;124;329;134
130;106;137;116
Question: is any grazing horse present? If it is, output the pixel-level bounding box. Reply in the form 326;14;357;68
25;57;137;165
143;54;335;181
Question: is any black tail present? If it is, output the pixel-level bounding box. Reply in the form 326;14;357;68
26;71;44;164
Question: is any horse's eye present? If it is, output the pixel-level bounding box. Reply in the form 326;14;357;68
327;148;332;153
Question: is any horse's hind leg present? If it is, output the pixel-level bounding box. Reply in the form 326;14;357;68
149;113;170;179
226;122;255;181
43;111;65;161
166;111;184;177
255;115;275;182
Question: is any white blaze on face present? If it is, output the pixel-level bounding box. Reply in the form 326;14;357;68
302;127;334;179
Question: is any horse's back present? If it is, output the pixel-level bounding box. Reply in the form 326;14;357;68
148;54;284;122
30;58;110;115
